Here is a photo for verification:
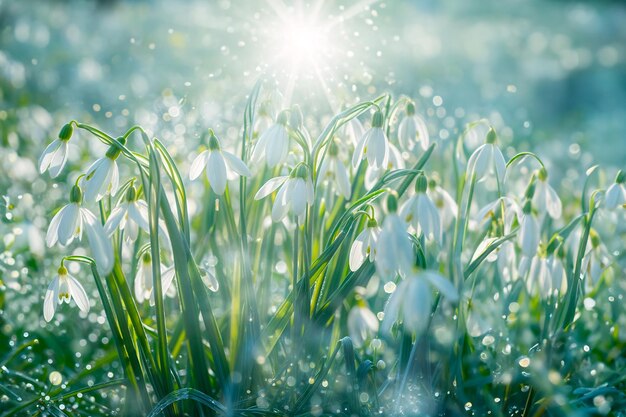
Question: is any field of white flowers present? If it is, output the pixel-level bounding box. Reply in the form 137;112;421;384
1;1;625;416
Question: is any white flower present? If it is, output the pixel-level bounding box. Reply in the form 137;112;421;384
352;110;389;170
43;264;89;322
375;197;414;278
497;240;518;283
349;219;381;271
39;124;73;178
428;183;457;230
397;102;429;152
82;139;123;202
381;270;458;335
344;117;366;148
466;127;506;186
527;255;567;298
317;141;351;199
133;253;176;305
347;304;379;348
604;171;626;210
46;185;114;274
517;205;540;277
250;111;290;168
476;197;521;234
254;102;274;137
189;130;252;195
254;164;314;222
399;173;441;243
364;143;404;190
533;169;562;219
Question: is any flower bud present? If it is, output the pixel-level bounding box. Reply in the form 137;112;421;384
615;169;625;184
367;217;378;228
522;199;532;214
207;129;221;150
277;110;289;126
538;167;548;182
125;185;137;202
105;137;127;160
386;194;398;213
406;102;415;116
415;172;428;193
58;265;68;275
290;105;303;130
328;140;339;156
69;185;83;203
486;127;497;144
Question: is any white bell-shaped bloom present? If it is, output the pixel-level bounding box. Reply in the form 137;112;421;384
364;142;404;190
532;169;562;219
375;196;414;279
349;218;381;272
347;304;379;348
133;253;177;305
382;270;458;335
352;110;389;170
254;102;274;137
527;255;567;298
466;127;506;186
189;130;252;195
317;141;351;199
397;102;429;152
428;183;457;230
46;185;114;274
399;173;441;244
43;264;89;322
250;111;290;168
604;171;626;210
477;197;521;234
82;137;126;202
517;203;540;277
497;240;518;283
254;164;314;222
39;123;73;178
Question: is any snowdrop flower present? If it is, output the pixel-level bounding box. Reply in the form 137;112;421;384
400;173;441;243
253;102;274;137
382;270;458;335
428;180;457;230
397;101;429;152
46;185;114;274
43;264;89;322
497;240;518;283
604;170;626;210
254;164;314;222
532;168;562;219
104;185;148;241
344;117;366;148
317;140;351;199
189;130;252;195
583;230;611;289
349;217;381;271
39;123;73;178
82;137;125;202
466;127;506;186
352;110;389;170
364;142;404;190
251;110;290;168
347;303;379;348
376;195;414;278
518;201;540;277
527;252;567;298
134;253;177;305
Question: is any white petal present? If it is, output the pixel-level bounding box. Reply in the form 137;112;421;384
39;139;62;174
103;204;128;236
189;150;210;180
398;116;416;151
81;209;114;274
271;181;291;222
128;200;151;233
254;176;288;200
334;159;351;199
402;278;432;334
492;145;507;186
109;161;120;197
43;276;59;322
466;144;488;181
222;151;252;177
349;229;369;272
48;141;69;178
56;203;81;246
206;151;228;195
134;264;147;302
266;125;289;168
83;158;109;202
150;266;176;306
352;132;368;169
415;115;430;150
67;274;90;312
545;183;562;219
365;128;388;169
47;204;69;247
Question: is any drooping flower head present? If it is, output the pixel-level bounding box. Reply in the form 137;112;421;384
134;252;177;305
254;163;314;222
427;177;458;231
347;301;379;348
397;101;429;152
317;139;351;199
39;123;73;178
43;263;89;322
189;129;252;195
532;168;562;220
46;184;114;274
375;194;414;279
518;199;540;277
251;110;290;168
364;142;404;190
466;127;506;187
82;137;125;202
399;172;442;244
352;109;389;170
104;185;150;241
349;216;381;272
